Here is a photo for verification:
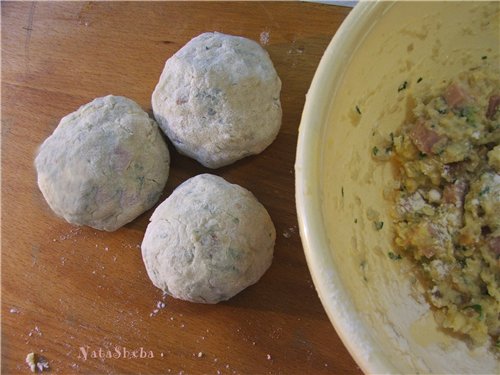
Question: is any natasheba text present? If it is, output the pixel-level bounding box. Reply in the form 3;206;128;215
78;346;155;360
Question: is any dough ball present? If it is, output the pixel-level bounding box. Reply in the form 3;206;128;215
152;32;282;169
141;174;275;303
35;95;170;232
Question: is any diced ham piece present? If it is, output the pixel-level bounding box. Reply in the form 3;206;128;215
421;246;436;259
111;146;132;172
444;82;470;109
486;94;500;120
442;162;466;182
409;119;443;154
443;179;468;208
488;236;500;257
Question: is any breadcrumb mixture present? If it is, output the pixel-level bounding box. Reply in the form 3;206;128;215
380;68;499;347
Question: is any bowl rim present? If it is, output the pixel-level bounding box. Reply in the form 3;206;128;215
295;1;399;373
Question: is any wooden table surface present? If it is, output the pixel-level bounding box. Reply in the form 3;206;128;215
2;2;362;374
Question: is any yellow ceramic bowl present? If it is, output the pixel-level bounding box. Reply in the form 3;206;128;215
295;1;499;373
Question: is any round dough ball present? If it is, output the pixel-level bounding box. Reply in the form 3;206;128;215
152;32;282;169
35;95;170;232
141;173;275;303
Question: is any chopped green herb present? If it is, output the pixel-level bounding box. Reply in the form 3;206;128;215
374;221;384;230
479;186;491;196
354;218;358;224
341;186;344;197
459;106;476;123
372;146;379;156
417;77;423;83
398;81;408;92
465;304;483;320
385;132;395;153
435;98;448;115
355;105;362;115
437;149;446;156
360;260;368;282
496;340;500;348
418;151;427;160
481;55;488;60
388;252;402;260
457;257;467;268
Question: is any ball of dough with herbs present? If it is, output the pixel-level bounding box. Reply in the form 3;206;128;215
35;95;170;232
141;173;275;303
152;32;282;169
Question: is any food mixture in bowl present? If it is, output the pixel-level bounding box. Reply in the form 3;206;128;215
377;68;499;347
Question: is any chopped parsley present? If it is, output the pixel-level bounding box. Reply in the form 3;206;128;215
354;218;358;224
417;77;423;83
360;260;368;282
341;186;344;198
459;106;476;123
481;55;488;60
479;186;491;196
385;132;395;153
355;105;362;115
372;146;379;156
388;252;402;260
457;257;467;268
465;304;483;320
398;81;408;92
374;221;384;230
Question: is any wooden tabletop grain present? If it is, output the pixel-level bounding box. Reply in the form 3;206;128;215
1;2;362;374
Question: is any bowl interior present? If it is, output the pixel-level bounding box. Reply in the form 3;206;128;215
296;1;499;373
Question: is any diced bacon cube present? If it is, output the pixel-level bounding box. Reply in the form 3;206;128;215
443;82;470;109
443;179;468;208
486;94;500;120
409;119;443;154
488;236;500;257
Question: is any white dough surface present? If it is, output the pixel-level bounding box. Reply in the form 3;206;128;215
35;95;170;231
152;32;282;168
141;173;275;303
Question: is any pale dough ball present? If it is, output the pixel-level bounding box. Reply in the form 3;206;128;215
152;32;282;169
141;174;275;303
35;95;170;232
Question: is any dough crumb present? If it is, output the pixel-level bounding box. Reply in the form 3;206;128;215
260;31;270;45
25;353;49;373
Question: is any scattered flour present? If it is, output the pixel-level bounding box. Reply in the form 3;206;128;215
260;30;270;45
149;295;167;317
282;225;297;238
